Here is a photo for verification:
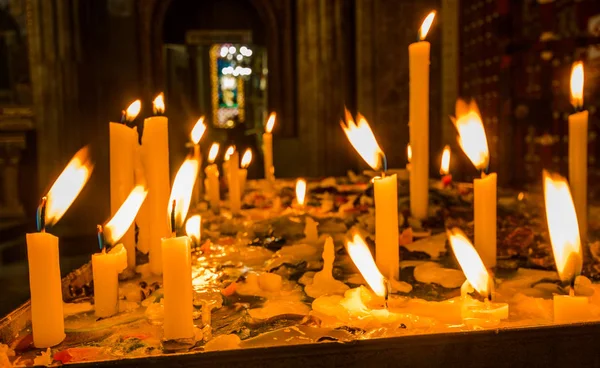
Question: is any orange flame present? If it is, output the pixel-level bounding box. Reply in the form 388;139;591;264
208;143;219;164
153;93;165;115
407;144;412;163
124;100;141;122
168;157;199;229
447;227;491;298
296;178;307;206
185;215;201;244
104;185;147;244
191;117;206;144
241;149;252;169
453;99;489;170
419;11;436;40
224;145;235;161
440;145;451;175
265;112;276;133
346;232;386;297
570;62;584;109
341;109;384;171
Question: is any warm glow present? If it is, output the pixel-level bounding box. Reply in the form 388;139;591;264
346;232;386;297
153;93;165;115
341;110;383;171
124;100;141;122
208;143;220;164
453;99;489;170
104;185;147;244
440;145;451;175
448;227;491;298
224;145;235;161
168;157;199;230
296;178;307;206
241;149;252;168
265;112;276;133
407;144;412;163
419;11;436;40
185;215;201;244
45;146;94;226
543;170;582;282
570;62;584;109
191;117;206;144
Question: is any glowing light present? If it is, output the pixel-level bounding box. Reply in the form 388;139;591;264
153;93;165;115
340;109;383;171
123;100;141;122
185;215;201;244
447;227;491;298
407;144;412;163
191;117;206;144
104;186;147;244
220;46;228;57
346;232;386;297
440;145;451;175
224;146;235;161
265;112;276;133
228;46;236;54
45;146;94;226
296;179;307;207
168;157;199;230
453;99;489;170
419;11;436;40
208;143;219;164
241;149;252;169
570;61;584;109
543;170;582;282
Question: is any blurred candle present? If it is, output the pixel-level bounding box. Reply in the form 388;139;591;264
27;146;93;347
406;143;412;172
263;112;276;181
408;12;435;220
296;178;307;209
440;145;452;187
205;143;220;211
239;148;252;194
223;145;234;185
568;62;588;245
141;93;170;275
228;150;241;214
191;117;206;205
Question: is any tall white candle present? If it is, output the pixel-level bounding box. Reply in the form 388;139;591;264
568;62;588;244
239;149;252;194
408;12;435;220
375;174;399;280
263;112;276;181
191;117;206;206
205;143;220;211
92;244;127;317
228;150;241;214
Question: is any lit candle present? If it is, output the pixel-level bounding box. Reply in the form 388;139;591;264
341;112;399;280
222;145;235;185
110;100;139;270
543;171;589;323
263;112;276;181
94;185;147;317
239;148;252;194
440;145;452;187
568;62;588;245
190;117;206;205
228;149;241;214
205;143;220;211
453;99;497;268
27;146;93;347
406;143;412;172
408;12;435;220
163;156;198;340
295;178;307;209
185;214;201;250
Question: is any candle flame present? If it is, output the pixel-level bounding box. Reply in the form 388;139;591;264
447;227;491;298
224;145;235;161
419;11;436;40
570;62;584;109
265;112;276;133
153;93;165;115
191;117;206;144
208;143;219;164
124;100;141;122
241;149;252;168
340;110;383;171
168;157;199;229
346;232;386;297
543;170;582;282
45;146;94;226
185;214;201;244
407;144;412;163
296;178;307;206
453;99;489;170
440;145;451;175
104;185;147;244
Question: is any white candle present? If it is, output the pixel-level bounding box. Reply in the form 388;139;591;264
408;12;435;220
191;117;206;206
205;143;220;211
374;174;399;280
141;94;170;275
228;150;241;214
568;62;588;244
263;112;276;181
474;172;497;268
92;244;127;317
239;149;252;194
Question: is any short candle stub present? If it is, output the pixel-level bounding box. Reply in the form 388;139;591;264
36;196;47;233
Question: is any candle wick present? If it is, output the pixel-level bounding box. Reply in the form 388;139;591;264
36;196;47;232
380;152;388;173
570;278;576;297
97;224;104;251
170;199;177;235
120;110;126;124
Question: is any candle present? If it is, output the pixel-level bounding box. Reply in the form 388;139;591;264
543;171;589;323
408;12;435;220
223;145;235;185
191;117;206;205
27;146;93;347
295;178;307;209
140;93;171;275
341;112;399;280
94;185;147;317
568;62;588;245
205;143;220;211
162;156;198;340
239;148;252;194
110;100;140;270
440;145;452;187
185;214;201;250
263;112;276;181
228;150;241;214
406;143;412;172
453;99;497;268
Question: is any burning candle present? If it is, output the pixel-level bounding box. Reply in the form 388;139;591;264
205;143;220;211
440;145;452;187
295;178;307;209
140;93;170;275
408;12;435;220
406;143;412;172
239;148;252;194
228;149;241;214
185;214;201;250
110;100;139;270
27;146;93;347
94;185;147;318
263;112;276;181
162;156;198;340
543;171;589;323
568;62;588;245
453;99;497;268
341;112;399;280
223;145;235;184
191;117;206;205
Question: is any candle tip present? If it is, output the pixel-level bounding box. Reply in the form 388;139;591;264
37;196;47;232
97;224;104;251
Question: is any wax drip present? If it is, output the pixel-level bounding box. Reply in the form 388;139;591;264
170;199;177;235
97;225;105;251
36;196;47;232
